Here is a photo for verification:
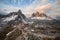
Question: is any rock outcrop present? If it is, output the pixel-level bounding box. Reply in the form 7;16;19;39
0;10;28;40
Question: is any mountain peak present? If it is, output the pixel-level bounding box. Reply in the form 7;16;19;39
31;11;53;20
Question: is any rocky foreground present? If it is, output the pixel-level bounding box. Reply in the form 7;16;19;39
4;20;60;40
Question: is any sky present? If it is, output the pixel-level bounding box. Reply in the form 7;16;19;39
0;0;60;17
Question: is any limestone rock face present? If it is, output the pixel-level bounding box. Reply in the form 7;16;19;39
31;11;53;20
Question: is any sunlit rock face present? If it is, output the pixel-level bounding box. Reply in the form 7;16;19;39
31;11;53;20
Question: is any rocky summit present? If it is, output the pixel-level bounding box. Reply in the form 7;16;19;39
0;10;60;40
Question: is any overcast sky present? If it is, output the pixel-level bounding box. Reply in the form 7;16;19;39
0;0;60;17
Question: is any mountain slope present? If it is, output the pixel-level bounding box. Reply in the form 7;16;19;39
0;10;30;40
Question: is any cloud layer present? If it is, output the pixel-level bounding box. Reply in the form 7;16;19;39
22;0;60;17
0;0;60;17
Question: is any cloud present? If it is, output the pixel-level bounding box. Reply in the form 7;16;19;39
22;0;51;17
0;0;60;17
35;4;51;12
42;0;48;3
0;6;21;15
42;0;46;2
49;0;60;15
22;0;60;17
13;0;16;3
4;6;20;13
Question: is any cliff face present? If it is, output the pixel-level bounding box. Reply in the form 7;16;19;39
0;10;28;40
32;11;47;17
31;11;53;20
